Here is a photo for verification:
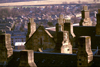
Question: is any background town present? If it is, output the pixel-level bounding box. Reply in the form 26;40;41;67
0;0;99;48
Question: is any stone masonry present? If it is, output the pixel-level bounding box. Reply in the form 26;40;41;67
77;36;93;67
25;25;55;51
55;15;74;53
0;31;13;64
61;31;72;54
57;14;65;31
64;20;75;47
79;5;92;26
26;18;36;41
96;9;100;35
19;50;37;67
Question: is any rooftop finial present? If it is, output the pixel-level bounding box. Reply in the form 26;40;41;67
83;5;88;10
98;9;100;14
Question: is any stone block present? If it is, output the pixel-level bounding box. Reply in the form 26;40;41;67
83;5;88;10
19;50;37;67
0;33;13;63
80;6;92;26
77;36;93;67
96;9;100;35
98;9;100;13
64;23;72;32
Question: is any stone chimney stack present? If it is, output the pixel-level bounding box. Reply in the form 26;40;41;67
55;31;63;52
64;20;75;47
57;14;65;31
55;30;72;54
26;18;36;41
19;50;37;67
61;31;72;54
96;9;100;35
56;19;64;42
0;31;13;64
79;5;92;26
56;23;63;33
82;6;89;18
77;36;93;67
64;19;75;37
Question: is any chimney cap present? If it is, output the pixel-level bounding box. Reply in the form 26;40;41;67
59;14;64;19
83;5;88;10
29;18;34;23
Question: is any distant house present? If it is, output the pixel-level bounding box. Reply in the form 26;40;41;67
25;25;56;51
6;31;26;46
14;42;25;50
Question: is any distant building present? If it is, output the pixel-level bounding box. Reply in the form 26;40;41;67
14;42;25;50
1;5;100;67
6;31;26;46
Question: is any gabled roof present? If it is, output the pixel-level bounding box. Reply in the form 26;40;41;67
25;25;56;46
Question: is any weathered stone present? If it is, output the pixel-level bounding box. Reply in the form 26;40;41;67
96;9;100;35
58;14;64;24
55;31;72;54
25;25;55;51
61;31;72;54
83;5;88;10
77;36;93;67
0;32;13;64
64;22;74;36
56;23;62;32
26;18;36;41
64;22;75;47
57;14;65;31
98;9;100;13
65;19;71;23
19;50;37;67
80;6;92;26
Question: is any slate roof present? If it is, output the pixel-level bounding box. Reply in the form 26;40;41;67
73;26;100;49
92;55;100;67
7;50;100;67
7;50;77;67
45;26;96;37
25;25;56;48
73;26;96;36
45;26;99;49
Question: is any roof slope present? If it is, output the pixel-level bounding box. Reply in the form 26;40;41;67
8;51;77;67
